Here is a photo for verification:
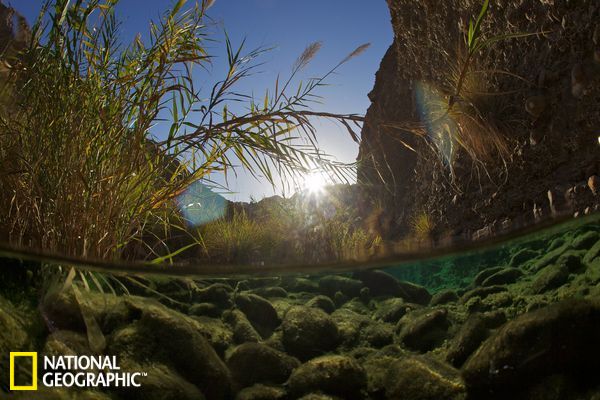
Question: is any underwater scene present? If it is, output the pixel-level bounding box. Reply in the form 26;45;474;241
1;0;600;399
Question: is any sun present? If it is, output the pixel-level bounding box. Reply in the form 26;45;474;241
302;171;328;195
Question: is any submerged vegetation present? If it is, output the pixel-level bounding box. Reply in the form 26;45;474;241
0;0;369;262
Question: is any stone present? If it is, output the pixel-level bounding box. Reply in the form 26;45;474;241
223;309;261;344
531;263;570;293
0;296;36;389
584;239;600;264
462;299;600;392
115;362;206;400
384;355;467;400
235;384;287;400
481;268;523;287
446;314;488;367
188;302;221;318
473;266;505;286
430;289;459;306
374;298;419;323
318;275;363;298
191;316;233;356
397;281;432;305
459;286;507;304
108;299;232;399
306;295;336;314
226;343;300;389
281;306;339;360
287;355;367;400
572;231;599;250
192;283;233;308
247;286;288;298
353;270;401;297
235;293;280;338
396;309;449;352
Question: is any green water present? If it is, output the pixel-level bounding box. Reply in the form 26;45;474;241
1;214;599;399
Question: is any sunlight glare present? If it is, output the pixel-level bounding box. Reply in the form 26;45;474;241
302;171;328;195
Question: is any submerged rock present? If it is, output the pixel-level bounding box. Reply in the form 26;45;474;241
531;263;570;293
481;268;524;286
108;299;232;400
235;384;287;400
430;289;459;306
281;306;339;360
234;293;280;338
462;298;600;393
318;275;363;298
353;270;402;297
226;343;300;389
223;309;261;344
446;314;489;367
384;355;467;400
306;295;336;314
396;309;449;352
287;355;367;400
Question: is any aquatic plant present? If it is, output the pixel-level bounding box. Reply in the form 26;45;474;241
410;211;434;242
0;0;368;260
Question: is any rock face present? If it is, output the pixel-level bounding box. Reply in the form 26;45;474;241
358;0;600;237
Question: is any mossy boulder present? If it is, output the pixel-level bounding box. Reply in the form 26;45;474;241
384;355;467;400
226;343;300;389
281;306;339;360
463;298;600;393
287;355;367;400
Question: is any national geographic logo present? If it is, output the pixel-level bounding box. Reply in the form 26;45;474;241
10;352;37;391
8;353;146;391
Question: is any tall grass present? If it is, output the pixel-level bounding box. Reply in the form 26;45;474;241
0;0;368;261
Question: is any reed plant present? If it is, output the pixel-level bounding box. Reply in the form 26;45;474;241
0;0;368;261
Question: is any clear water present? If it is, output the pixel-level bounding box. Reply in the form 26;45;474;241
0;214;599;399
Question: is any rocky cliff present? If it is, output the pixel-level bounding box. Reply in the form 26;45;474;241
359;0;600;240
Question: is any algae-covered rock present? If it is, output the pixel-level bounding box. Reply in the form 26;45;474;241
374;298;418;323
462;298;600;392
43;330;92;357
235;384;287;400
446;314;489;367
287;355;367;400
459;286;507;304
384;355;467;400
0;296;37;390
226;343;300;389
281;306;339;360
481;268;523;287
306;295;336;314
396;308;449;352
10;388;113;400
115;362;206;400
318;275;363;298
430;289;459;306
531;263;570;293
223;309;261;344
234;293;280;338
192;283;233;308
353;269;402;297
397;281;432;305
108;299;232;400
473;266;505;286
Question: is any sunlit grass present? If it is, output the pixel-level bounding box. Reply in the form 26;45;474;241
0;0;369;262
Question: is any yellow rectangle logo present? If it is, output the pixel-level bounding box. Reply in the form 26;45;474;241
10;352;38;391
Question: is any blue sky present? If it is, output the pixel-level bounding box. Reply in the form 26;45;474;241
12;1;392;201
